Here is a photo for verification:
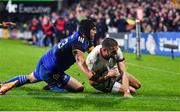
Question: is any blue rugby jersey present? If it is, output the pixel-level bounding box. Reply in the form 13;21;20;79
41;32;93;72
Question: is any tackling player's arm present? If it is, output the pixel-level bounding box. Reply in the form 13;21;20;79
72;49;94;79
71;37;95;79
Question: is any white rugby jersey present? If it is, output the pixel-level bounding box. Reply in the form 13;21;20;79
86;45;124;75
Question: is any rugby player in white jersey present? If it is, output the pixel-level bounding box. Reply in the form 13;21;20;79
87;38;141;97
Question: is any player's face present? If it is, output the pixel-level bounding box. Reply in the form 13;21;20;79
104;46;118;59
90;27;97;39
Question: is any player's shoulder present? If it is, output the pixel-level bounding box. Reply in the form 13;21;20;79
117;47;123;54
115;47;124;60
93;45;102;52
69;32;86;43
88;45;102;57
68;32;79;41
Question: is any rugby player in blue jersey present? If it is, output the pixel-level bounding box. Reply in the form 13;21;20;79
0;19;96;95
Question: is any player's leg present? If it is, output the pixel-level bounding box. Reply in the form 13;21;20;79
0;72;38;95
0;58;44;95
2;72;39;86
54;72;84;92
120;86;136;94
1;57;44;87
127;73;141;89
3;75;29;87
111;82;135;98
111;82;135;93
43;71;84;92
63;76;84;92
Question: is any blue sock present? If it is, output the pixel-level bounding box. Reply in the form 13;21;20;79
4;75;29;87
50;86;66;92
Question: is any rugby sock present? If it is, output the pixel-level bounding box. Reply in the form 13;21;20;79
43;84;66;92
4;75;29;87
50;86;67;92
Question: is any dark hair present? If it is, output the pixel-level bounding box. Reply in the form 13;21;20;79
102;38;118;50
78;19;96;39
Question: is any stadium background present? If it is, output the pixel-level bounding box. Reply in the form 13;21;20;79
0;0;180;111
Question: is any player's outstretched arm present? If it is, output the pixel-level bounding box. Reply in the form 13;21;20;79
0;22;16;27
117;61;132;98
73;49;94;79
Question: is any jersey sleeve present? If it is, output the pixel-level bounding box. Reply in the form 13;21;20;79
114;47;125;62
71;36;94;53
71;41;86;52
86;46;100;70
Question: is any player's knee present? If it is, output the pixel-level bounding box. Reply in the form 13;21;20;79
78;86;84;92
130;88;136;94
75;86;84;92
135;82;141;89
27;73;38;83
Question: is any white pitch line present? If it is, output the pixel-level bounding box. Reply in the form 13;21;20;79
2;94;180;101
126;62;180;75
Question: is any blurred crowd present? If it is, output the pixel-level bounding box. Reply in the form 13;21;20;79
28;0;179;47
75;0;179;32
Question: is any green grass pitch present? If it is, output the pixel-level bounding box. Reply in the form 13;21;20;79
0;39;180;111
